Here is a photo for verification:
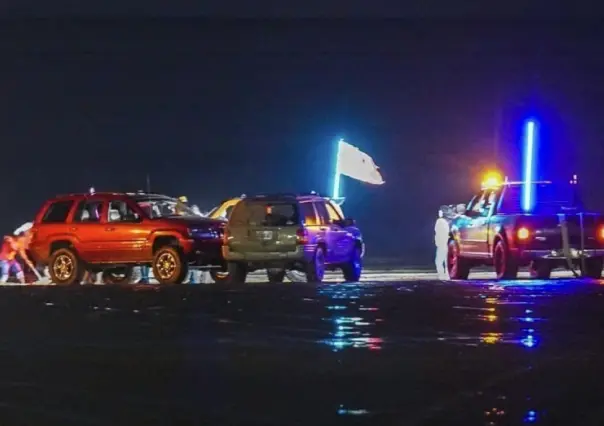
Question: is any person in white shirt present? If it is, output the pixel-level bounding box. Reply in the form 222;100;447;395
434;209;450;280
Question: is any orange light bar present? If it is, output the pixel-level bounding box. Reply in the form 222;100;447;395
481;170;504;189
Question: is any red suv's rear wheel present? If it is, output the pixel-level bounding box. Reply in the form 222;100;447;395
49;248;84;286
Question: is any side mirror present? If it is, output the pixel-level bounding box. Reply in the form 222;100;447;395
335;218;355;227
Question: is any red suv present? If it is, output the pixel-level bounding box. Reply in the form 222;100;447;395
29;192;226;285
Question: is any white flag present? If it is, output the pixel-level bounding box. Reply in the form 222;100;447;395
337;140;384;185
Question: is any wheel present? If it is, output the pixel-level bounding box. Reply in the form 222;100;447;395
582;257;603;279
210;270;229;283
493;239;518;280
226;262;247;283
447;240;471;279
305;246;326;283
266;268;285;283
49;248;85;286
285;270;307;283
342;245;362;282
101;266;134;284
152;246;188;284
529;260;551;279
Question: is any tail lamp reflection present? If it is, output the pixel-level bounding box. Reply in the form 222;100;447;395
517;227;530;240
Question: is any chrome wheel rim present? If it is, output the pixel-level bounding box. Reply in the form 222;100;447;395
156;253;177;280
53;254;74;281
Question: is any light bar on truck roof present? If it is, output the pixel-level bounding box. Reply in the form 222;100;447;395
480;170;504;189
522;119;537;212
504;180;551;186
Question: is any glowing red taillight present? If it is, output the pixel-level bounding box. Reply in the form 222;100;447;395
597;225;604;242
296;228;308;244
517;227;530;240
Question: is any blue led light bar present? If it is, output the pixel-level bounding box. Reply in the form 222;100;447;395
522;120;537;212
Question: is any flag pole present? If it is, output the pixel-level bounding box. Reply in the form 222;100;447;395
332;139;342;199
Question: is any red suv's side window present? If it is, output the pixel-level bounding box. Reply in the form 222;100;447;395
42;200;74;224
73;200;104;223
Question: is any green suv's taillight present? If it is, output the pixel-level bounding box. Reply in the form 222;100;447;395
296;228;308;244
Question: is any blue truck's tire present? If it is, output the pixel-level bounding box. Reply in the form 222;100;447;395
494;239;518;280
448;240;470;279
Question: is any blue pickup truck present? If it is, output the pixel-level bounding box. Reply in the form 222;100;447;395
447;180;604;280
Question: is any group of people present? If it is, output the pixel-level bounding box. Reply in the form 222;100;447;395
0;222;48;284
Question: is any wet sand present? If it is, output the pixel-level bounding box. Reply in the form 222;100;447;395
0;275;601;424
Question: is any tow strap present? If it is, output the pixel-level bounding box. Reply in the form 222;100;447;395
558;212;586;277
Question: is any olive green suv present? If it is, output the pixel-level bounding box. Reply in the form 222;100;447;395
222;193;364;283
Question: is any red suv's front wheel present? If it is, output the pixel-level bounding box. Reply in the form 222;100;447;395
152;246;188;284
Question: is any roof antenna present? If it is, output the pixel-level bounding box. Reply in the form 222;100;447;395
146;174;151;193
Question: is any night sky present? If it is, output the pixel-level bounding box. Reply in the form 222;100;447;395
2;8;604;263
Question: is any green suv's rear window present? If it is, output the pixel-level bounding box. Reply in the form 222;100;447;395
230;201;300;227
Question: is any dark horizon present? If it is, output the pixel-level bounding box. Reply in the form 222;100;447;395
2;18;604;263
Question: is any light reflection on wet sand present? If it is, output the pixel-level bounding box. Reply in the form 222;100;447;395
0;277;600;423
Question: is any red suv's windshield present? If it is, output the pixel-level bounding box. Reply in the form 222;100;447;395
135;196;198;219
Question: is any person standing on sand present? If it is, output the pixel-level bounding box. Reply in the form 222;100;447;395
434;209;450;280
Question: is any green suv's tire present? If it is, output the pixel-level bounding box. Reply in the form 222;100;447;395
285;270;306;283
49;247;85;286
267;268;285;283
152;246;188;284
342;246;362;282
305;247;326;283
227;262;247;284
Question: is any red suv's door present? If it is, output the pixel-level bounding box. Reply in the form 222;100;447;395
69;198;108;263
102;198;152;262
